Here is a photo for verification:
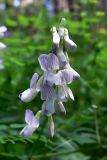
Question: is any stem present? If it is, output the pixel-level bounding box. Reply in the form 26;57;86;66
94;108;101;145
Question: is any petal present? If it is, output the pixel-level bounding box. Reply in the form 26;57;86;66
36;76;43;92
25;109;39;127
57;101;66;115
68;67;80;81
58;27;65;38
43;71;56;86
64;28;77;50
61;69;74;84
57;85;67;102
65;64;80;81
57;47;68;67
67;87;74;101
47;53;59;70
55;66;80;85
38;54;48;71
19;125;36;137
51;26;60;45
0;42;6;48
38;53;59;71
30;73;38;89
19;88;38;102
55;69;73;85
41;83;55;100
63;84;74;101
42;100;55;115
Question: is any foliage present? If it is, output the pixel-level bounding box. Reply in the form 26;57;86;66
0;0;107;159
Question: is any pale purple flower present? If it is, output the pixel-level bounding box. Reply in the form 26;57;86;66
19;73;39;102
20;109;39;136
55;64;80;85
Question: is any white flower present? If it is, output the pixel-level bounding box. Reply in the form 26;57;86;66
64;28;77;50
19;73;39;102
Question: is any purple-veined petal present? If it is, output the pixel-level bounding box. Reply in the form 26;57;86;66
38;54;48;71
57;101;66;115
0;42;6;48
19;125;36;137
41;83;55;100
48;53;59;70
65;64;80;81
57;47;68;67
25;109;39;127
61;69;74;84
30;73;38;89
19;88;38;103
42;100;55;115
43;71;56;86
38;53;59;71
55;65;80;85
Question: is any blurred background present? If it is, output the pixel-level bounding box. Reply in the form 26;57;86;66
0;0;107;159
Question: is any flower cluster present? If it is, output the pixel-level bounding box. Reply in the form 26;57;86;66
19;18;80;137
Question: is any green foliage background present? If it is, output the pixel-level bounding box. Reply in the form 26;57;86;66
0;0;107;159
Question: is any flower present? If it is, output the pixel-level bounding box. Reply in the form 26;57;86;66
19;73;40;102
20;109;39;136
64;28;77;50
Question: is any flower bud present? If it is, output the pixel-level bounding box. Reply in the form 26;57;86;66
48;116;54;137
57;101;66;115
